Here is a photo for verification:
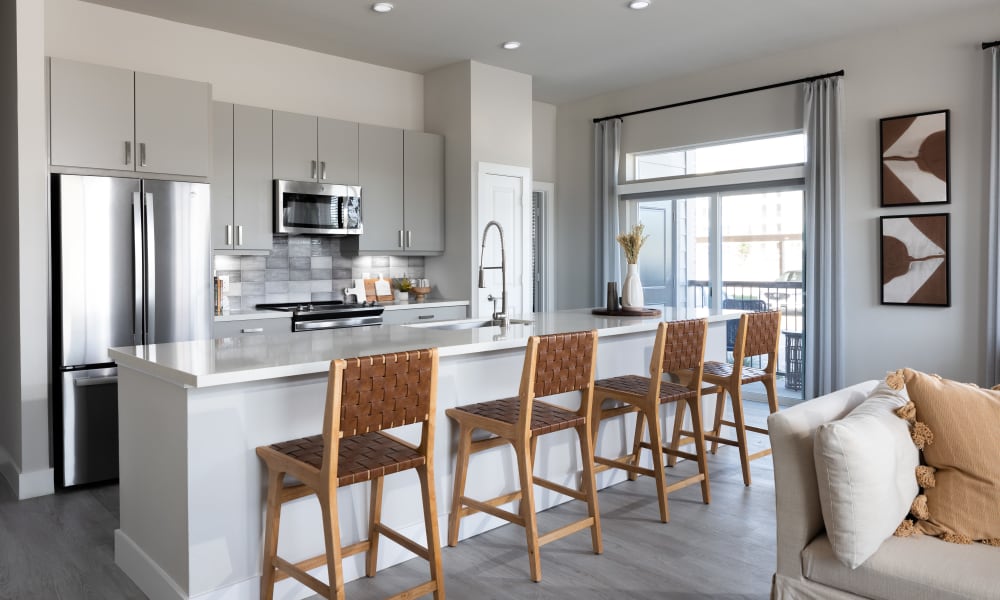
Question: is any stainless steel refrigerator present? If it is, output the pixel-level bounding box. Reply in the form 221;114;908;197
52;174;212;487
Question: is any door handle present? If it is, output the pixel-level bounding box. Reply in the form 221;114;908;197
132;192;143;344
320;161;327;180
311;160;317;180
144;192;156;342
407;230;412;247
237;225;244;246
225;224;233;246
139;142;147;167
398;230;404;248
417;314;434;320
124;141;131;166
241;327;264;334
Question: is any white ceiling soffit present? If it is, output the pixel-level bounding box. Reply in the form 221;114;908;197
82;0;996;105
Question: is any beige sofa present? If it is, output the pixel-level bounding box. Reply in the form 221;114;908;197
767;381;1000;600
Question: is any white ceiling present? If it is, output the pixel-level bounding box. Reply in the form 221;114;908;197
83;0;996;105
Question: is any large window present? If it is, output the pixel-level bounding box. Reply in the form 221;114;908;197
631;132;806;180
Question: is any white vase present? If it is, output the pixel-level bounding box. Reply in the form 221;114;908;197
621;263;644;309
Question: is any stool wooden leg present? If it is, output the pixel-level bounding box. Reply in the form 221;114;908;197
575;423;603;555
417;463;445;600
448;424;473;547
729;387;752;487
260;468;284;600
627;409;645;482
365;476;384;577
666;400;687;468
645;403;670;523
515;444;542;582
710;388;727;455
687;396;711;504
318;492;345;600
765;375;779;415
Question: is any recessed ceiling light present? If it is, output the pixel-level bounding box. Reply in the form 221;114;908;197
502;41;521;50
628;0;651;9
372;2;393;13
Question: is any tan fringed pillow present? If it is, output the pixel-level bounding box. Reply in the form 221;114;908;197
900;368;1000;544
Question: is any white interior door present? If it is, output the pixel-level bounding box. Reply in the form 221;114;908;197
478;166;532;319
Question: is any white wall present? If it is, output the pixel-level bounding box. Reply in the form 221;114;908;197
533;101;557;183
555;4;1000;387
44;0;424;129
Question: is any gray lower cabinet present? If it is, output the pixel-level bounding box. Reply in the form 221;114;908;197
212;102;273;252
49;58;211;176
213;318;291;338
380;305;467;325
272;110;359;183
353;127;444;255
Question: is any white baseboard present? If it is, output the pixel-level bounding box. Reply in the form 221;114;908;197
0;446;54;499
115;529;187;600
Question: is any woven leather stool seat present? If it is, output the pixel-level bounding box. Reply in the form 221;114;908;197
269;432;425;487
674;310;782;487
593;375;695;402
452;396;585;435
256;349;444;600
702;361;768;384
446;330;602;582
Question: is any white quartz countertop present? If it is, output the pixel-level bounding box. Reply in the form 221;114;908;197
112;308;740;389
213;299;469;321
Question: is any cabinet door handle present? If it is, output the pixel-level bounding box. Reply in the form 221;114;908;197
241;327;264;333
237;225;244;246
407;230;412;247
139;142;147;167
320;161;327;180
398;230;404;248
225;224;233;246
124;141;131;165
311;160;317;179
417;314;434;320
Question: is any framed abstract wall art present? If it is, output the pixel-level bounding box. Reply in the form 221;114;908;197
879;109;950;207
880;213;949;306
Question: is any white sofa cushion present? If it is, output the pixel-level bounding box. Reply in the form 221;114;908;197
802;532;1000;600
813;380;919;568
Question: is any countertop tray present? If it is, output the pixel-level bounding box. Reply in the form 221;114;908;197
591;307;662;317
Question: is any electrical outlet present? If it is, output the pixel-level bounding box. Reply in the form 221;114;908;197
219;275;230;292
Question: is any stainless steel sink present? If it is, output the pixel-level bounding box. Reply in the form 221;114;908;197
406;318;533;331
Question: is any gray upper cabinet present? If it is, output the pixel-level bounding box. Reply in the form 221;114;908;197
273;111;359;183
49;58;211;177
134;72;211;177
357;124;405;253
318;118;359;184
212;102;273;252
403;131;444;253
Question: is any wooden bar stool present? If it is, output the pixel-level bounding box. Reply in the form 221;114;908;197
671;310;781;487
446;330;601;583
256;349;444;600
590;318;713;523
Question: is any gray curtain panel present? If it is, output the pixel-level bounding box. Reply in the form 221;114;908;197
986;47;1000;385
803;77;846;398
593;119;622;305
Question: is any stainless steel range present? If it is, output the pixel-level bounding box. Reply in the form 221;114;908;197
257;301;384;331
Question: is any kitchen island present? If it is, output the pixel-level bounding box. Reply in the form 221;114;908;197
109;308;739;600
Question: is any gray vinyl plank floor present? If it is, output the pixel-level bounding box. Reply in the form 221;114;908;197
0;403;775;600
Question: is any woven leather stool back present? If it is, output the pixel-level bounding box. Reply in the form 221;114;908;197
658;318;708;375
531;331;597;398
336;349;437;438
740;311;781;359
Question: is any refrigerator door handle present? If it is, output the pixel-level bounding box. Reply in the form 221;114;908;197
74;375;119;387
132;192;143;345
144;192;156;343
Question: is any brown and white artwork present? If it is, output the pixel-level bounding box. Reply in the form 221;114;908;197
880;110;949;206
880;214;949;306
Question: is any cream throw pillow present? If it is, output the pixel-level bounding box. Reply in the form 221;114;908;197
814;379;919;568
902;369;1000;543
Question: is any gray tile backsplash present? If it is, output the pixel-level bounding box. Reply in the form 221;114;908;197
214;235;424;311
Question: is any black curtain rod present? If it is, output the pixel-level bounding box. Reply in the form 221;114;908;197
984;40;1000;49
593;69;846;124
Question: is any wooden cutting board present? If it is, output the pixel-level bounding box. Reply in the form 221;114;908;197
364;278;395;302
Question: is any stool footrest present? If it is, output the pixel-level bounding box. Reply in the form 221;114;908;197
537;517;597;548
744;424;768;435
385;580;440;600
748;448;773;460
533;475;585;501
342;539;370;559
458;493;525;526
374;522;430;560
273;555;328;596
594;454;655;478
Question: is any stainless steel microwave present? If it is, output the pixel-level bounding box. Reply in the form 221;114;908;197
273;180;362;235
